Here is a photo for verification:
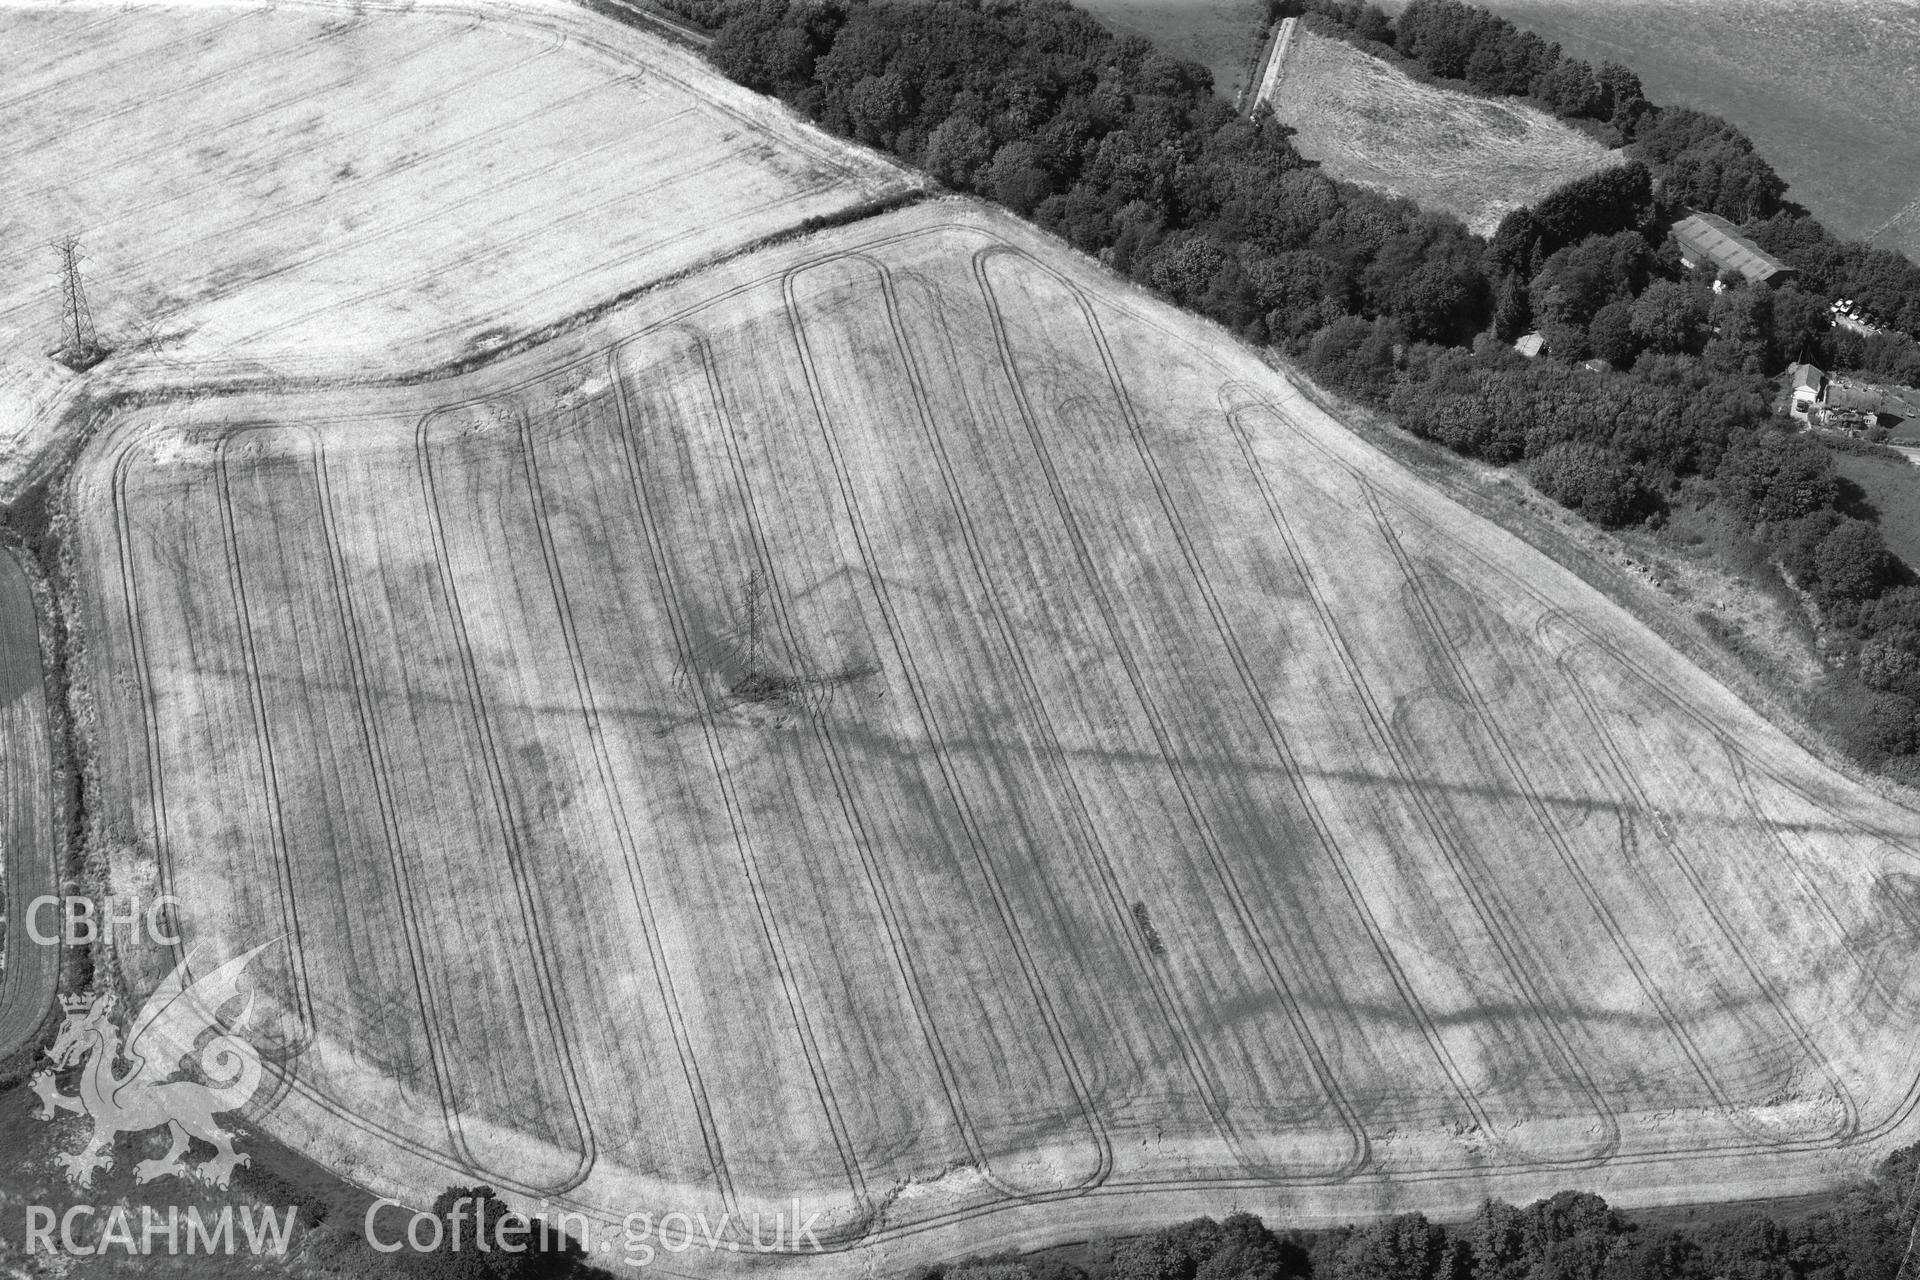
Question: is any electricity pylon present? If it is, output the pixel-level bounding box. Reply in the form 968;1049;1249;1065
52;236;107;369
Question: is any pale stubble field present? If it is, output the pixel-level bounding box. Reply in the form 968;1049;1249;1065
61;200;1920;1273
0;0;917;397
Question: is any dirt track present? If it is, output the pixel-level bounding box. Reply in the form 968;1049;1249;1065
55;201;1920;1274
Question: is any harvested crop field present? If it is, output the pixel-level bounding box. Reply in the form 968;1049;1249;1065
0;0;914;394
0;549;54;1062
65;202;1920;1272
1263;29;1622;235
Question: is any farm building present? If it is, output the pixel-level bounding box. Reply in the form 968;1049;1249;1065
1672;211;1799;286
1790;362;1827;420
1514;332;1546;358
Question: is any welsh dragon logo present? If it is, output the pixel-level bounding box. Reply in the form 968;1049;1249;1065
30;941;276;1189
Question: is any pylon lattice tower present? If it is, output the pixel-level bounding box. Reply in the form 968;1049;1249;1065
52;236;107;370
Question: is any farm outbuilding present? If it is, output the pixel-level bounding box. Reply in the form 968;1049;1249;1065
1673;211;1799;287
1826;382;1909;432
1790;362;1827;420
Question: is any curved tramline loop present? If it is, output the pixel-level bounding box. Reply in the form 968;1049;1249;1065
1545;595;1901;1017
847;247;1589;1181
1089;311;1548;1155
991;243;1582;1168
107;438;181;973
0;24;593;331
1527;603;1861;1139
1267;379;1920;1158
780;265;1117;1198
83;215;1920;1256
412;412;599;1196
0;11;492;270
691;319;1117;1206
1275;375;1896;1022
1723;750;1897;1007
133;420;455;1153
954;221;1920;1171
211;436;319;1057
1861;848;1920;1023
603;336;875;1230
102;409;613;1202
105;430;299;1118
1092;289;1595;1162
507;391;747;1223
1239;377;1894;1154
1212;385;1624;1169
294;421;502;1185
1227;382;1849;1150
970;243;1372;1181
1583;603;1913;943
1358;473;1747;1118
1221;400;1745;1121
903;246;1562;1177
146;417;609;1204
826;246;1275;1182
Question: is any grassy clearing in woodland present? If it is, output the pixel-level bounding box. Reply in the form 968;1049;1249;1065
66;202;1920;1274
1267;29;1623;235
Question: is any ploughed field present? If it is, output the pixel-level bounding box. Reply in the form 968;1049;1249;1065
0;0;911;388
67;203;1920;1270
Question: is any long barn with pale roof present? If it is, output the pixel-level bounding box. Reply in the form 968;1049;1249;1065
1672;210;1799;286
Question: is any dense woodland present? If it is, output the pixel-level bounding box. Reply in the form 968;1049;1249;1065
1294;0;1920;352
922;1143;1920;1280
684;0;1920;775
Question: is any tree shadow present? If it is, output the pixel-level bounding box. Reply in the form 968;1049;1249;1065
1836;474;1882;522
